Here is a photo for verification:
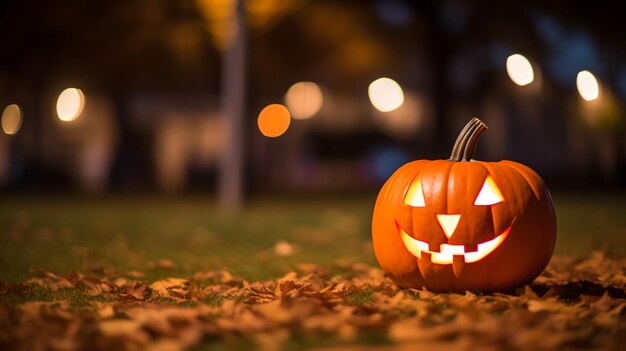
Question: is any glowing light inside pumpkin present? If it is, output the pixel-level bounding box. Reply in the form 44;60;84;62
257;104;291;137
474;175;505;205
576;70;600;101
368;77;404;112
399;224;511;264
56;88;85;122
1;104;22;135
284;81;323;120
398;222;429;257
506;54;534;86
403;176;425;207
436;214;461;239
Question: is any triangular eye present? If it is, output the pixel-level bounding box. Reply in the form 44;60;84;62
404;176;426;207
474;175;505;206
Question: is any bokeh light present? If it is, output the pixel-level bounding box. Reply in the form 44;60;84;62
1;104;22;135
257;104;291;137
576;70;600;101
372;92;428;139
56;88;85;122
368;77;404;112
506;54;534;86
284;81;323;120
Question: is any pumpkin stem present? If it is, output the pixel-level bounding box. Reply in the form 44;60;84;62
449;118;479;161
449;118;488;162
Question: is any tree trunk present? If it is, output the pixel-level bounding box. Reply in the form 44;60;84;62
218;0;246;211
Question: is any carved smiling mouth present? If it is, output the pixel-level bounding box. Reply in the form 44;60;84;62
397;222;511;276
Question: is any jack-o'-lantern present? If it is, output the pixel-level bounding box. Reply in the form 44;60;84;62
372;118;556;292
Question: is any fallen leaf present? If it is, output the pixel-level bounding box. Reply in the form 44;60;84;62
148;259;177;269
150;278;188;298
274;241;295;256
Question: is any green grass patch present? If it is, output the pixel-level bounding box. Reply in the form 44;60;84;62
346;286;375;305
197;289;227;307
0;286;116;306
0;193;625;286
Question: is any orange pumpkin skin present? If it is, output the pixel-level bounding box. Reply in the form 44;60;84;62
372;119;556;292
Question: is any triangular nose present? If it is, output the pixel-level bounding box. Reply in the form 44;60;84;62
436;214;461;239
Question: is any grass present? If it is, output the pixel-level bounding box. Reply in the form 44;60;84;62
346;287;375;305
0;286;116;306
1;193;625;350
0;195;376;283
549;193;626;257
0;192;625;286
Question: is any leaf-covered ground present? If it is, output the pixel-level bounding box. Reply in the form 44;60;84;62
1;252;625;350
0;195;625;350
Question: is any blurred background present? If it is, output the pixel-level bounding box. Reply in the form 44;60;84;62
1;0;626;289
1;0;625;206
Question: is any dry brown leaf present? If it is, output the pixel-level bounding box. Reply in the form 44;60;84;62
2;252;625;351
274;240;295;256
99;319;141;336
126;271;145;278
148;259;177;269
96;304;115;319
118;282;149;301
149;278;188;298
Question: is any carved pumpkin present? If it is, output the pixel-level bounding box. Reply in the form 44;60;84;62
372;118;556;292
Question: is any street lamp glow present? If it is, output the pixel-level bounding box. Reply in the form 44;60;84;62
56;88;85;122
1;104;22;135
576;70;600;101
368;77;404;112
285;81;323;120
257;104;291;137
506;54;534;86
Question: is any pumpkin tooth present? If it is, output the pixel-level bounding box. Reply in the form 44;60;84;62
452;255;466;277
428;243;441;253
417;252;433;277
464;243;478;253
